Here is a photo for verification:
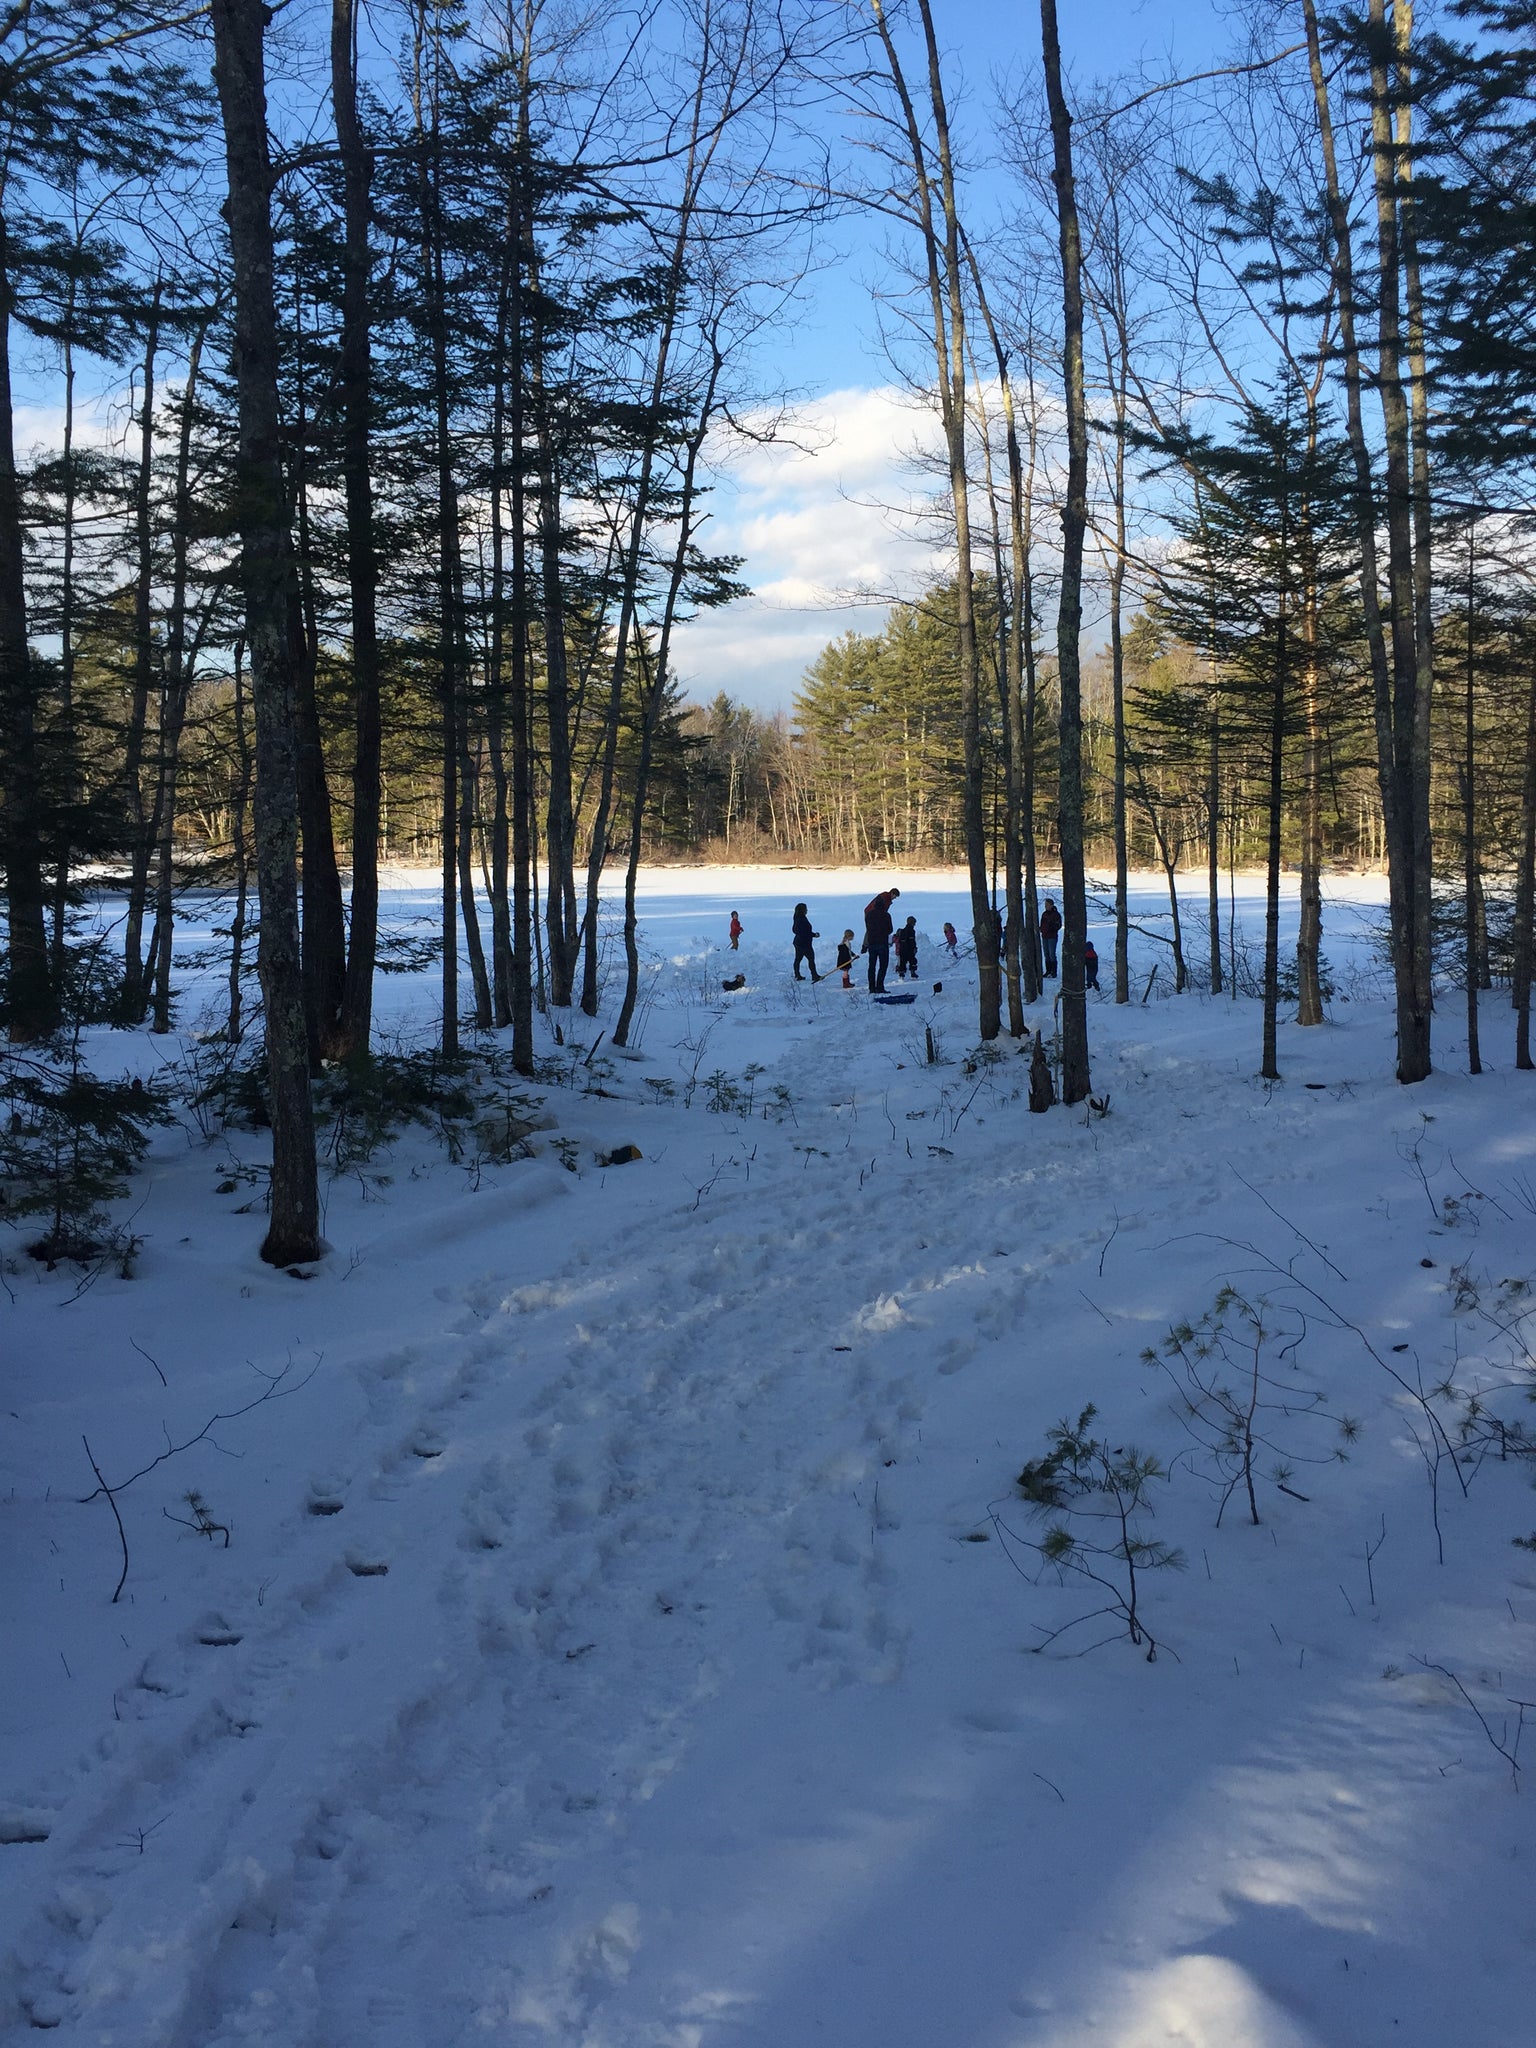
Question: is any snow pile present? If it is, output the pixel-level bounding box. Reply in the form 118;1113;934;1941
2;869;1533;2046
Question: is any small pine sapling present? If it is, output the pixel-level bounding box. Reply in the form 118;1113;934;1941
1007;1406;1183;1660
0;1047;173;1267
164;1491;231;1547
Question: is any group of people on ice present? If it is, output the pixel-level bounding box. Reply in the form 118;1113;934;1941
788;893;920;992
729;890;1100;996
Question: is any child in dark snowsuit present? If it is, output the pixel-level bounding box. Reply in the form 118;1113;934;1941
1083;940;1100;990
895;916;919;979
1039;897;1062;977
792;904;822;982
836;930;859;988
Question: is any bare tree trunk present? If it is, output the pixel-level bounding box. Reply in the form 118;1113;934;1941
227;638;252;1045
536;403;578;1009
1462;526;1481;1074
577;186;704;1016
1296;590;1324;1025
151;318;213;1033
1304;0;1416;1075
1395;0;1437;1079
121;282;163;1021
914;0;998;1040
459;736;492;1027
1100;255;1132;1005
614;359;722;1045
966;251;1030;1029
1513;653;1536;1071
291;528;346;1063
1262;600;1288;1083
0;195;53;1038
332;0;382;1062
51;304;80;982
1366;0;1433;1081
485;626;514;1030
416;45;460;1058
1207;671;1223;995
507;201;535;1071
210;0;321;1264
1041;0;1092;1103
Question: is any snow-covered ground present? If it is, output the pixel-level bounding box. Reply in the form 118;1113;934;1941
3;867;1534;2047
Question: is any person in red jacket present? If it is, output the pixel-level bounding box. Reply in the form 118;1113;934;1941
729;911;743;950
863;886;901;993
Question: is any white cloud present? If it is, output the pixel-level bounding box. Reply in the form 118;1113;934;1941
672;384;953;712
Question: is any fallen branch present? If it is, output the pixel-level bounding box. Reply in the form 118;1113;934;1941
78;1352;319;1505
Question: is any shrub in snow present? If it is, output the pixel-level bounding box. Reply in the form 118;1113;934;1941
0;1045;172;1268
1147;1286;1359;1527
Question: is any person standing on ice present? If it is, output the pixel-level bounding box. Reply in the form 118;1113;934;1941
792;903;823;982
895;915;918;979
943;921;959;959
836;929;859;987
1039;896;1062;978
863;886;900;993
729;910;743;950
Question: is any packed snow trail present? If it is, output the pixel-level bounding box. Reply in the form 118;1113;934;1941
4;872;1535;2046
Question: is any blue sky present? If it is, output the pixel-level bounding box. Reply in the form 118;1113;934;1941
669;0;1243;712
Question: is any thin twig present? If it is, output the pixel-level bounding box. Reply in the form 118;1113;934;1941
130;1338;167;1389
82;1436;130;1605
1229;1168;1349;1282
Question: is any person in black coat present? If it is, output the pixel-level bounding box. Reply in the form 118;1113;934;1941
895;915;918;979
1039;896;1062;977
863;887;901;992
792;903;822;982
1083;939;1100;990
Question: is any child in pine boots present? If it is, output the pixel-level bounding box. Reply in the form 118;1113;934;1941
836;930;859;988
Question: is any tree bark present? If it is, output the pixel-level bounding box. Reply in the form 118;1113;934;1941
332;0;382;1062
1513;653;1536;1071
1462;526;1481;1074
1366;0;1433;1081
120;282;163;1021
1303;0;1417;1074
913;0;999;1040
210;0;322;1264
0;191;51;1037
966;246;1030;1029
151;317;213;1033
227;638;252;1045
1041;0;1092;1103
1296;586;1324;1025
